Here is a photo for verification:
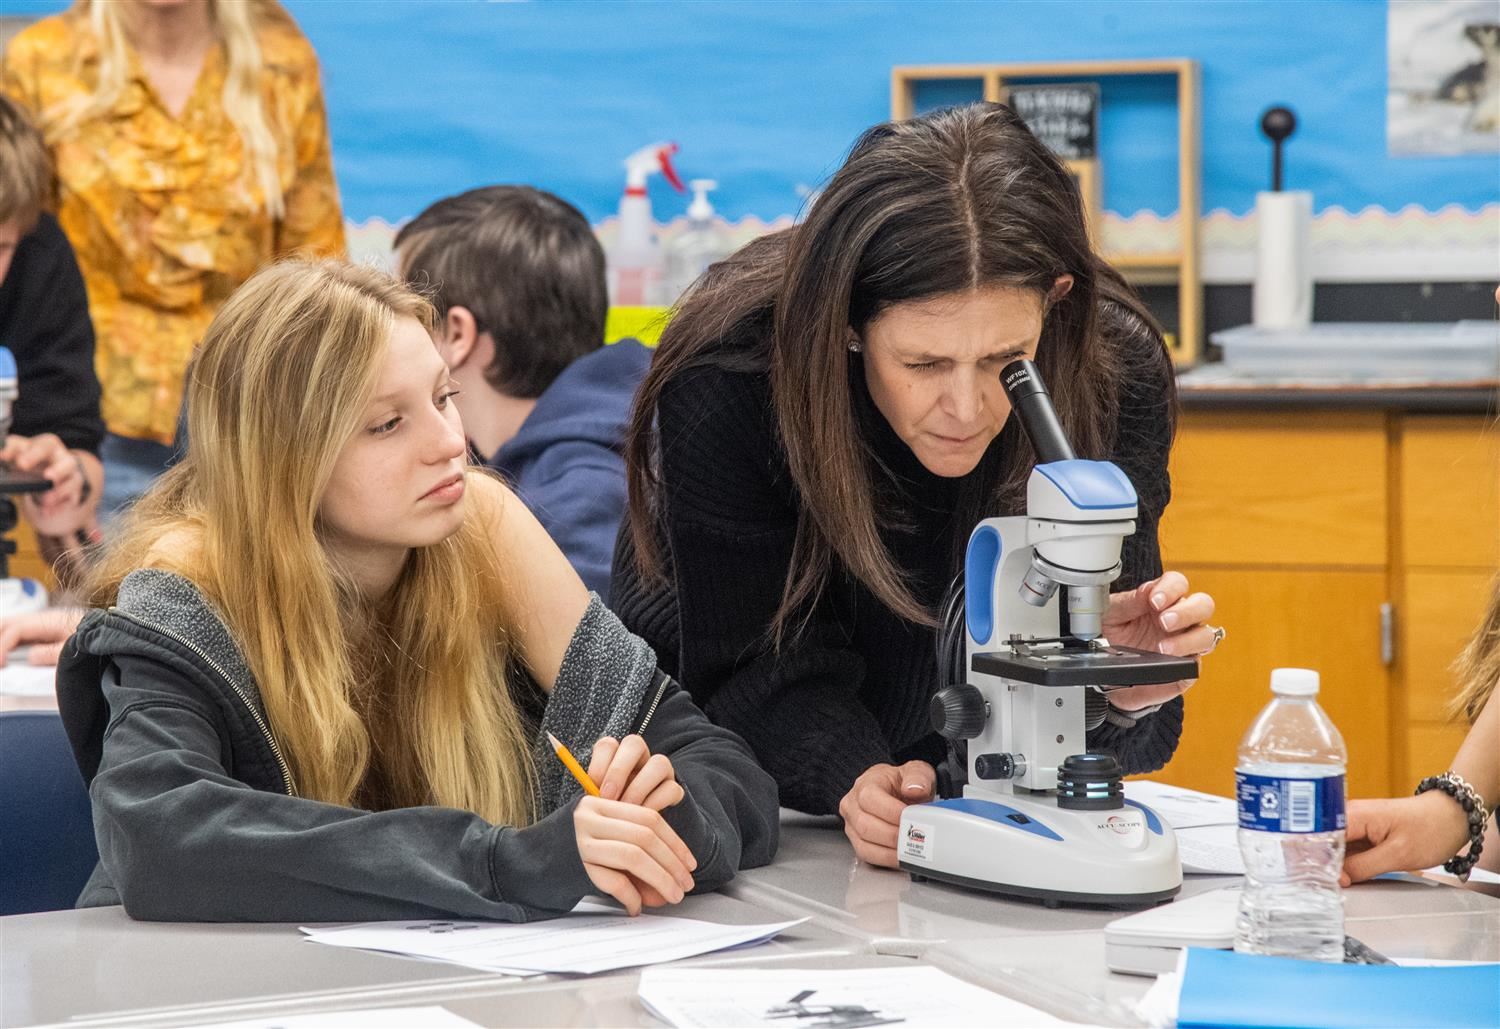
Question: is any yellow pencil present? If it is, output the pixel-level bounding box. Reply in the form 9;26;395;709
546;731;601;797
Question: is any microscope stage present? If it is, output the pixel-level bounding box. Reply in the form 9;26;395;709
971;645;1198;688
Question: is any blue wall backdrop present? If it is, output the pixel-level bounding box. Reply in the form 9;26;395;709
7;0;1496;225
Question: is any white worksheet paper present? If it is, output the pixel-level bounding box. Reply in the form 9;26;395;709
1123;781;1244;875
1124;781;1238;830
1173;824;1246;875
0;661;55;697
185;1005;480;1028
638;966;1093;1028
301;910;805;976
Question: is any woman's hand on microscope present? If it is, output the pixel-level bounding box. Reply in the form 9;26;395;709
1101;571;1217;712
839;760;936;868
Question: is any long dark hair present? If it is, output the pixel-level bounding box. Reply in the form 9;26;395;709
625;102;1166;640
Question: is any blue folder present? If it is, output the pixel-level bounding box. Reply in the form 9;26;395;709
1177;947;1500;1029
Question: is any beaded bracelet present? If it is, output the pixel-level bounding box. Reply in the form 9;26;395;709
1415;772;1491;880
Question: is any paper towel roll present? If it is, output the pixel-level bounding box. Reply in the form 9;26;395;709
1252;190;1313;330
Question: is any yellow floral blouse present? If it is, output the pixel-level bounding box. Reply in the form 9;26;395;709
3;8;346;443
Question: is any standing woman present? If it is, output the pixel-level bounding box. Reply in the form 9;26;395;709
3;0;345;515
613;103;1222;868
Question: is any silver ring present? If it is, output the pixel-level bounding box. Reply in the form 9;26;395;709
1206;625;1226;653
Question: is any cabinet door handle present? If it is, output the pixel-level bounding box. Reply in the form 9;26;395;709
1379;602;1395;666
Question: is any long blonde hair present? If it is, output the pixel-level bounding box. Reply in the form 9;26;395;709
47;0;286;218
1451;573;1500;724
88;260;537;826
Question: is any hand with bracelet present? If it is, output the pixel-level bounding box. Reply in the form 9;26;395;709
1343;684;1498;885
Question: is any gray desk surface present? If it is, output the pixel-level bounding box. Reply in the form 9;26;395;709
920;876;1500;1026
720;815;1246;954
5;819;1498;1028
0;890;854;1029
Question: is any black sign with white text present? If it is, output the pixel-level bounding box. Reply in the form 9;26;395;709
1009;83;1100;159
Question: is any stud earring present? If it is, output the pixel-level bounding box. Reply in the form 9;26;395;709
847;339;863;353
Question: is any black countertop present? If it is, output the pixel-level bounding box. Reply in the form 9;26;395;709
1175;369;1499;414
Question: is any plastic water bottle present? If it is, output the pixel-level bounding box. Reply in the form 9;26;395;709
1234;667;1347;961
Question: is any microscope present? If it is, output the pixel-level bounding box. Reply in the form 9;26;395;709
0;346;53;616
897;359;1196;907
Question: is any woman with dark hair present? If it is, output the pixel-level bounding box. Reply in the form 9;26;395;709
612;103;1221;869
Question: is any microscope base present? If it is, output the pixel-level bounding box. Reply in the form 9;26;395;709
897;793;1182;909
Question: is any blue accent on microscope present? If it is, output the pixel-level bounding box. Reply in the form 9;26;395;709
964;525;1002;644
928;798;1064;841
1035;460;1138;510
1122;799;1166;836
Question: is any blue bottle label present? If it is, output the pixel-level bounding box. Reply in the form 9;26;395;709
1235;772;1346;833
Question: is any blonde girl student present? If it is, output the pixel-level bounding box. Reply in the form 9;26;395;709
54;259;777;921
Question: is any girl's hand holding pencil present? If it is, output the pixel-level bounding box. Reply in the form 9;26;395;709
586;733;686;812
551;732;698;916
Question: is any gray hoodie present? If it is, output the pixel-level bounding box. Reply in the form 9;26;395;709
55;569;779;922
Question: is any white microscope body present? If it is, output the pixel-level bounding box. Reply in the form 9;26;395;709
897;361;1192;907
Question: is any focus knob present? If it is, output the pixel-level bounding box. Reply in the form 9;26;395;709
974;752;1020;780
929;683;987;740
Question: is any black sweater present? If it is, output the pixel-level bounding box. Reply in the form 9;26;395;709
612;303;1185;816
0;213;103;454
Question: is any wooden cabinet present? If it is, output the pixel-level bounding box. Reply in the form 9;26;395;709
1161;412;1388;567
1151;407;1498;801
1163;568;1390;799
1399;416;1500;568
1393;416;1499;789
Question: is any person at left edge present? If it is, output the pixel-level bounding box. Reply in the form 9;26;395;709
0;93;103;579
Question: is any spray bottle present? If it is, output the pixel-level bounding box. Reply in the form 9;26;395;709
664;179;737;303
608;142;686;306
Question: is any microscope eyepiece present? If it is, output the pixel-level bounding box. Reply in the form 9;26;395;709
1000;359;1075;465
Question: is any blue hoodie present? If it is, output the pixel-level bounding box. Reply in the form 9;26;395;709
487;339;652;600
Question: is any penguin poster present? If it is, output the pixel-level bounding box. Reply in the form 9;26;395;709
1388;0;1500;155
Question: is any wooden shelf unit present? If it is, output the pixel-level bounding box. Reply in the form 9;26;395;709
891;59;1203;366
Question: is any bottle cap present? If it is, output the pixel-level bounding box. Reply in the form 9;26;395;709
686;179;718;221
1270;667;1319;696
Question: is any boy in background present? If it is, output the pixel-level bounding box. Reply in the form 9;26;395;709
396;186;650;599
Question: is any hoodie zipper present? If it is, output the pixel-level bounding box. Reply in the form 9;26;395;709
635;671;671;735
107;607;296;797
